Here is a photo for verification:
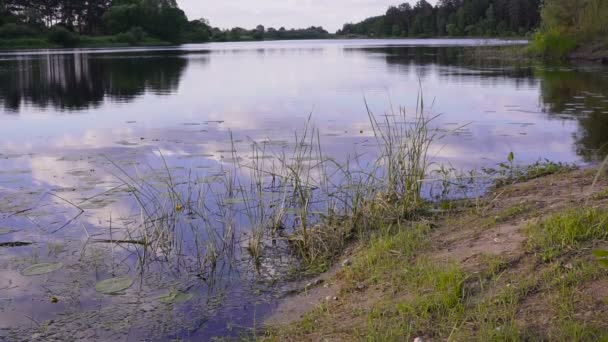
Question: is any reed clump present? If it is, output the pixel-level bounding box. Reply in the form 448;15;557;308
105;94;448;276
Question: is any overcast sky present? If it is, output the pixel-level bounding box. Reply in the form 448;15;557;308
176;0;438;33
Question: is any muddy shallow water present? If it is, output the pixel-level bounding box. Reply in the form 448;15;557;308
1;39;608;340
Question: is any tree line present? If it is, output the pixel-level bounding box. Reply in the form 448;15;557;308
338;0;541;38
0;0;190;44
0;0;330;47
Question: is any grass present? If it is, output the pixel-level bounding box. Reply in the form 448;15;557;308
340;223;431;291
0;38;58;50
526;208;608;261
363;259;467;341
92;92;442;293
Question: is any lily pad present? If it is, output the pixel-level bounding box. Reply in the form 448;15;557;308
159;290;194;304
0;228;12;235
95;276;133;295
21;262;63;276
223;197;247;205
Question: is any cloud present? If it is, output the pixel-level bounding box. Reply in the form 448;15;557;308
176;0;438;32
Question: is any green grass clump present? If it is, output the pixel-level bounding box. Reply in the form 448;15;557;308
364;259;467;341
342;223;430;290
526;208;608;261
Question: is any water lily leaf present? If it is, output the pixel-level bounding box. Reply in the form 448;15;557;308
21;262;63;276
223;197;246;205
159;290;193;304
0;228;12;235
95;276;133;295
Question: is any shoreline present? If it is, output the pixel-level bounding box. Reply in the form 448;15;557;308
261;167;608;340
0;36;525;53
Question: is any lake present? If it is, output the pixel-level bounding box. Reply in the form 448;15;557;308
1;39;608;341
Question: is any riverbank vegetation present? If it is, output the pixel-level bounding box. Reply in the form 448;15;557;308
530;0;608;61
261;166;608;341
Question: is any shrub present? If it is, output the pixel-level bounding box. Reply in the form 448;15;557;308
115;26;147;45
529;29;577;60
47;26;80;47
0;23;37;38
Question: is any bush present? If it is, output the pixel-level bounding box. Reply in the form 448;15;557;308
48;26;80;47
0;23;37;38
115;27;147;45
530;30;577;60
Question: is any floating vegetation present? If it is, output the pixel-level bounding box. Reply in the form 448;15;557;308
92;239;147;246
220;157;243;163
223;197;247;205
0;169;31;175
115;140;139;146
95;276;134;295
159;290;194;304
66;169;94;177
0;241;32;247
21;262;63;276
177;153;214;159
198;175;224;183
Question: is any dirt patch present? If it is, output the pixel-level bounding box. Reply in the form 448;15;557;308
433;169;608;270
265;265;341;327
570;39;608;64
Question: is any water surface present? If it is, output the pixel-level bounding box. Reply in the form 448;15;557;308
1;39;608;340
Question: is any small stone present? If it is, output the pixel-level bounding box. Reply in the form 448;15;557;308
564;263;574;270
325;296;332;301
414;338;424;342
332;296;338;301
342;259;352;267
306;279;324;288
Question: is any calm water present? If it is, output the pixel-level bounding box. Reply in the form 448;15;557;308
1;39;608;340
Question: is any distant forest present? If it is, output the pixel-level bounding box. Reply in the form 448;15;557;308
338;0;541;37
0;0;329;48
1;0;606;59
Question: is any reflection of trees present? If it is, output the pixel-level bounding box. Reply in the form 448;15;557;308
355;46;608;162
352;46;538;88
0;51;191;112
536;67;608;161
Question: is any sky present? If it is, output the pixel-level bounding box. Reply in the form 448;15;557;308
176;0;438;33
